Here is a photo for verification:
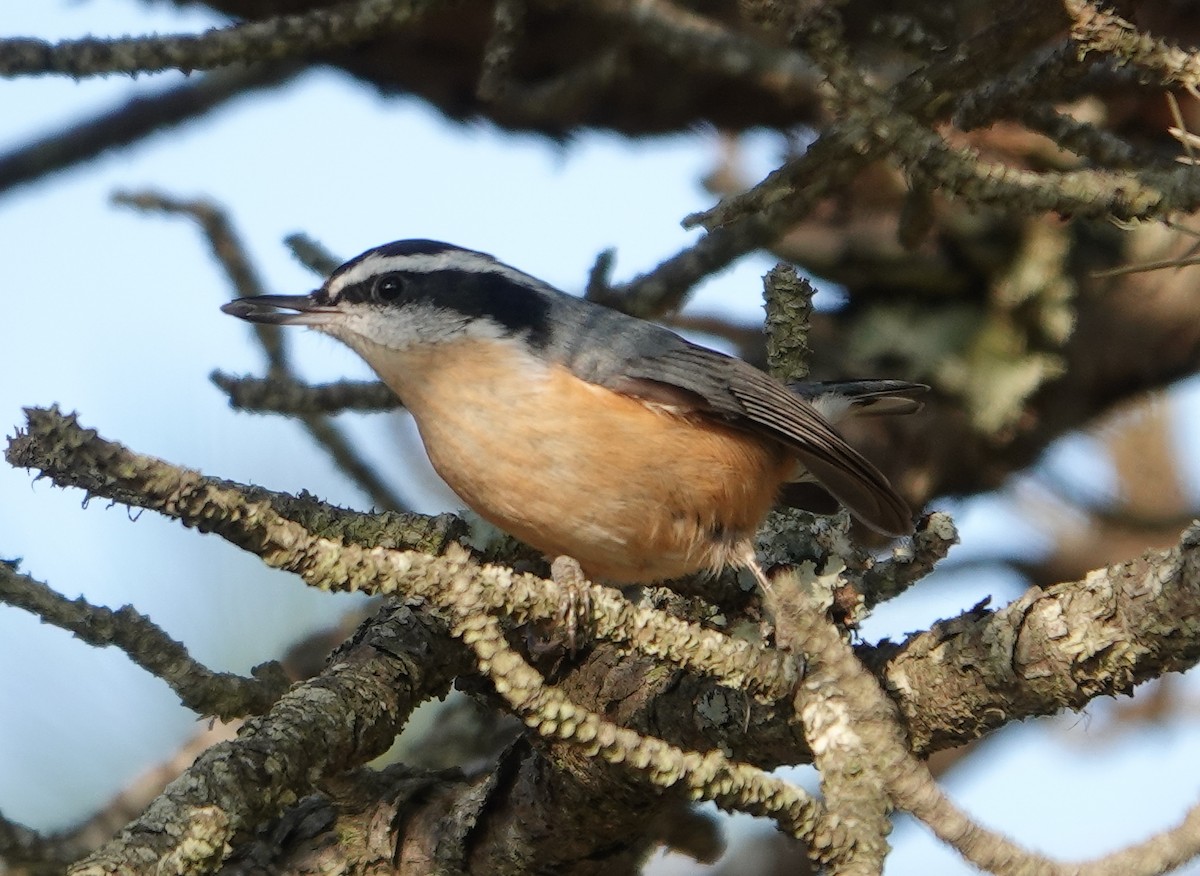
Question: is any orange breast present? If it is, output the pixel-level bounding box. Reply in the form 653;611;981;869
367;336;794;583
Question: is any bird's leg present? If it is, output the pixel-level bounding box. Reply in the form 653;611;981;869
740;544;776;597
524;556;595;662
549;555;594;654
740;545;782;645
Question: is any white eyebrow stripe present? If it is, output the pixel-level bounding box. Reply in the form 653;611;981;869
326;250;551;299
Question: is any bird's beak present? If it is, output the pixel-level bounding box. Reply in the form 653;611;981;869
221;294;340;327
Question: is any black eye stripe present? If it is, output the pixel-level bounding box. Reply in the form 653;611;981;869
329;268;553;348
335;280;375;305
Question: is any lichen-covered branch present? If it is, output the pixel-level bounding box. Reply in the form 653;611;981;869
453;610;823;846
211;372;400;415
860;512;959;609
5;407;798;702
11;405;1200;762
584;0;819;106
13;406;1200;871
872;522;1200;753
1064;0;1200;91
0;561;288;720
68;606;464;875
771;543;1200;875
0;65;295;196
761;263;814;384
0;809;81;876
597;152;861;318
804;13;1192;224
6;407;464;552
0;0;442;77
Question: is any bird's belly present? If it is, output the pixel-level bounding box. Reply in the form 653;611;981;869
390;342;792;583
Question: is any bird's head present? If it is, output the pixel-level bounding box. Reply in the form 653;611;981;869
221;239;558;357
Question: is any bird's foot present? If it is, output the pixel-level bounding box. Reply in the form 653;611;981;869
525;556;595;663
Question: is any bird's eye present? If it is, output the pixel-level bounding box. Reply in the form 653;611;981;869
373;273;406;303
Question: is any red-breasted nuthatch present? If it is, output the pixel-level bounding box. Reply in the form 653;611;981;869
223;240;924;589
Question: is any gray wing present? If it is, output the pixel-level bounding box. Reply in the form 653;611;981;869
591;340;915;536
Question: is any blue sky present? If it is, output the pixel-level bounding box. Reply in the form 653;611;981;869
4;3;1200;873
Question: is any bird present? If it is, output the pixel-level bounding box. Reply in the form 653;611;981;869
222;239;924;590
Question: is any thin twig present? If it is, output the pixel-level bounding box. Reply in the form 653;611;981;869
0;561;289;720
211;372;400;415
0;65;296;196
283;232;342;277
0;809;80;876
1065;0;1200;91
115;191;411;511
0;0;444;77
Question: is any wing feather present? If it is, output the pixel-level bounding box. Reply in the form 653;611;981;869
603;342;915;536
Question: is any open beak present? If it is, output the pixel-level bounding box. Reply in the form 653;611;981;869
221;294;340;327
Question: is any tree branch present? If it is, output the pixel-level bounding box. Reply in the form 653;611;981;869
1065;0;1200;91
68;605;465;875
117;190;410;512
0;561;288;720
0;64;296;195
0;0;442;78
211;372;399;415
